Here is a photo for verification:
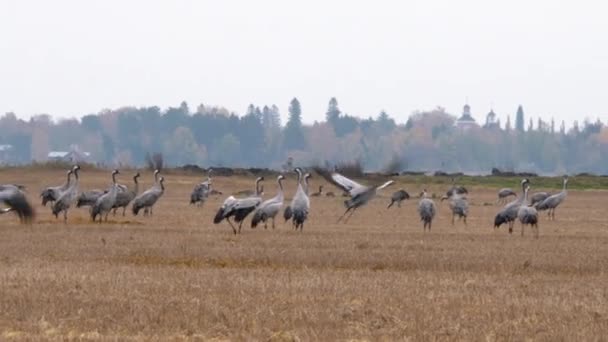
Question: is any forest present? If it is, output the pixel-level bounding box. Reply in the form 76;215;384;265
0;98;606;175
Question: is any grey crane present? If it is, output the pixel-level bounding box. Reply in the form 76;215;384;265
310;185;324;197
441;191;469;226
387;189;410;208
40;169;72;206
51;165;81;222
283;171;311;224
493;179;530;233
418;189;436;231
251;175;285;229
530;191;551;206
496;188;517;204
0;184;35;223
132;173;165;216
314;167;394;223
91;169;120;222
289;168;311;230
518;184;539;238
76;189;106;209
190;169;213;206
535;176;568;220
445;177;468;198
213;176;264;234
112;172;140;216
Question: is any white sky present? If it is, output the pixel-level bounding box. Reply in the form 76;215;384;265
1;0;606;125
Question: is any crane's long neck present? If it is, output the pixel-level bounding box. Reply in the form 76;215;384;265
304;176;311;195
562;178;568;193
65;171;72;187
160;180;165;192
523;187;529;205
277;178;284;200
255;179;262;196
133;176;139;194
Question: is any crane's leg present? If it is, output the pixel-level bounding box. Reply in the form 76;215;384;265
272;217;276;229
112;208;117;216
122;207;126;216
463;215;467;227
63;210;68;223
226;218;237;235
398;200;402;208
337;208;352;223
343;208;357;223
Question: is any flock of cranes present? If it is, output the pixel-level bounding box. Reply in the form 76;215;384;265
0;165;570;238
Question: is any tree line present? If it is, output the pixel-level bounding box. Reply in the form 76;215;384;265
0;98;606;175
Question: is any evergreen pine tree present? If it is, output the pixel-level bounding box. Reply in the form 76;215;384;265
284;98;306;150
515;105;525;132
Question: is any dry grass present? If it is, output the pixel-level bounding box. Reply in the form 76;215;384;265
1;168;608;340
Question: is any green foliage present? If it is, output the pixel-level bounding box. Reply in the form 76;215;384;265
515;105;525;132
284;98;306;150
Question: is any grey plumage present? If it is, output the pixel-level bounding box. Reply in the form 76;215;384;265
190;169;213;206
518;185;539;238
91;169;121;222
535;176;568;220
76;189;106;208
112;172;140;216
40;169;72;206
283;172;311;224
315;167;394;223
445;178;468;198
251;175;285;229
387;189;410;208
0;184;35;223
51;165;81;222
494;179;530;233
132;172;165;216
214;176;264;234
289;168;310;230
530;192;551;206
497;188;517;204
418;190;436;231
442;192;468;226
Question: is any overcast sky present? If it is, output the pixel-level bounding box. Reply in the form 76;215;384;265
1;1;606;125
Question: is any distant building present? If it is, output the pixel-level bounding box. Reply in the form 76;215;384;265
48;149;92;164
455;104;479;130
484;109;500;129
0;144;14;164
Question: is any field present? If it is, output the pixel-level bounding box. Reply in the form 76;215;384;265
1;167;608;340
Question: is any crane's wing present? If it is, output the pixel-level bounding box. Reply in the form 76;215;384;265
314;167;364;196
376;180;395;190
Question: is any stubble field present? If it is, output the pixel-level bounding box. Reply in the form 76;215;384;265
1;167;608;340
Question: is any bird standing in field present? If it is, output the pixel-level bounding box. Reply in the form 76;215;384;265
112;172;140;216
535;176;568;220
387;189;410;209
213;176;264;234
445;178;468;198
518;184;539;238
51;165;81;222
251;174;285;229
418;189;436;231
496;188;517;204
494;179;530;233
91;169;121;222
0;184;35;223
314;167;394;223
132;171;165;216
441;191;468;226
190;169;213;206
40;168;72;207
530;191;551;207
